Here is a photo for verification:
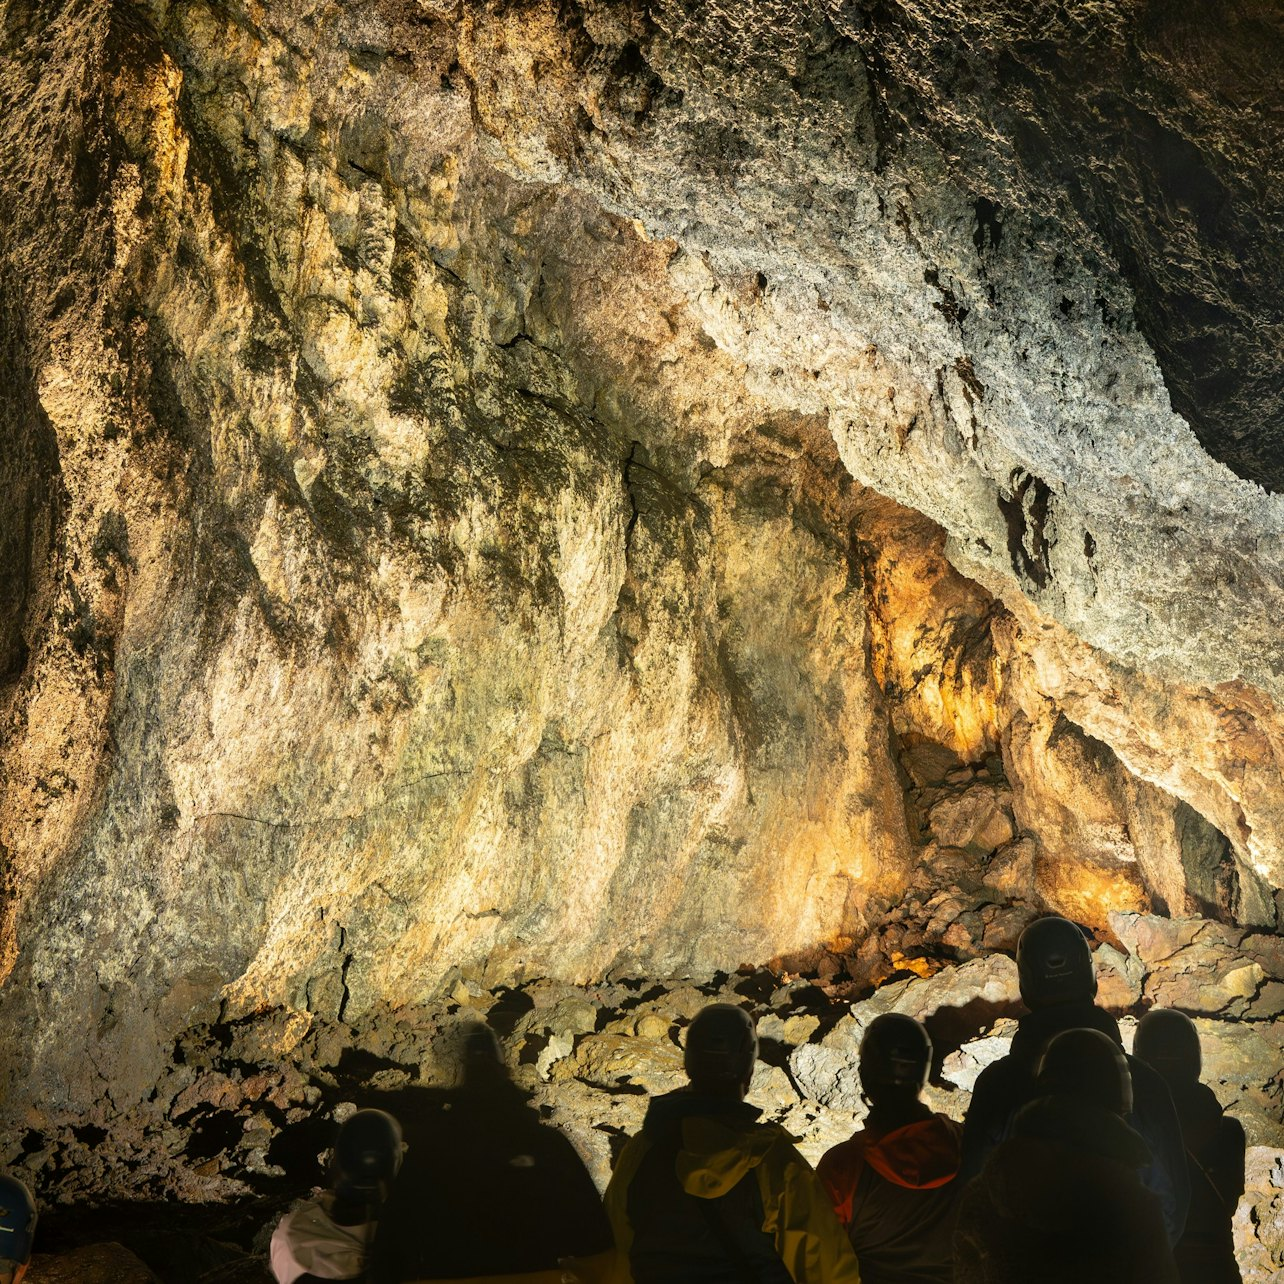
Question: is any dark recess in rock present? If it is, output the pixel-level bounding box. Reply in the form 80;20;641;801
265;1115;335;1189
997;470;1053;588
72;1124;109;1149
973;196;1004;254
485;986;536;1036
184;1111;244;1163
0;292;61;688
1175;800;1274;929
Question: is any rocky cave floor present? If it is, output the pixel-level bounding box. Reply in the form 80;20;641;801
19;818;1284;1283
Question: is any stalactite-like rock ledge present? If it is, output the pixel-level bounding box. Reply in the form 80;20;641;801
1;1;1283;1278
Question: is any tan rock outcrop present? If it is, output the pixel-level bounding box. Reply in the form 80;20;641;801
0;13;1282;1279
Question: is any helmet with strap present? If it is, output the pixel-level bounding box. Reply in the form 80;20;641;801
859;1013;932;1093
684;1004;757;1087
0;1173;36;1272
1017;916;1096;1008
333;1109;403;1205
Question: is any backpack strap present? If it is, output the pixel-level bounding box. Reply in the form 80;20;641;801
1187;1146;1238;1215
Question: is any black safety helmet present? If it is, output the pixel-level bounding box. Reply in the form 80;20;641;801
462;1021;505;1079
1036;1027;1133;1117
859;1013;932;1093
1134;1008;1201;1087
332;1109;403;1204
0;1173;36;1267
684;1004;757;1087
1016;916;1097;1009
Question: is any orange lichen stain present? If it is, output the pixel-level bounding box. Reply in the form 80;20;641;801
888;951;941;980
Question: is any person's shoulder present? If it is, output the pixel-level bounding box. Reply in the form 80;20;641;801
932;1111;965;1139
1124;1052;1174;1101
816;1129;870;1205
608;1126;653;1177
970;1049;1022;1096
817;1129;868;1176
530;1118;593;1159
274;1193;334;1234
818;1128;867;1162
754;1120;813;1166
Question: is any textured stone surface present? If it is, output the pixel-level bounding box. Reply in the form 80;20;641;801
1;10;1283;1278
20;948;1284;1280
852;0;1284;492
27;1243;161;1284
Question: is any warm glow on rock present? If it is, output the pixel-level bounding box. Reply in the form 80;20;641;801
2;4;1283;1271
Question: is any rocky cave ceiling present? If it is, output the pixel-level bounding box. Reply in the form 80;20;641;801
0;0;1283;1238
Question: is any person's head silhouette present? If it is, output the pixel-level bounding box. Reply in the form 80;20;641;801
1017;916;1097;1010
858;1012;932;1126
684;1003;757;1098
332;1108;404;1208
1133;1008;1201;1091
1036;1027;1133;1117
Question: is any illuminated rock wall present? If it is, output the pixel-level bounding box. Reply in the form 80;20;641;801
0;0;1282;1221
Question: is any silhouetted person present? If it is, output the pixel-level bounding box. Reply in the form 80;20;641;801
956;1027;1179;1284
818;1013;962;1283
271;1108;404;1284
604;1002;861;1284
369;1023;613;1283
1135;1008;1245;1284
0;1173;36;1284
961;915;1190;1243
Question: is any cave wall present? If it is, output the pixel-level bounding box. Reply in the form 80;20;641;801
1;0;927;1124
0;0;1282;1206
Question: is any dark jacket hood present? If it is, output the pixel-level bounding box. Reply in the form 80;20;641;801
1168;1079;1227;1154
1011;1094;1152;1170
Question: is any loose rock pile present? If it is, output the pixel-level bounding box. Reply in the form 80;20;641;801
15;906;1284;1282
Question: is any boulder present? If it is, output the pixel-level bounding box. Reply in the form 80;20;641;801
940;1018;1020;1092
1144;949;1267;1016
788;1043;863;1111
1193;1018;1284;1149
756;1012;820;1046
1110;913;1206;965
748;1063;800;1113
981;838;1038;901
1094;942;1144;1010
1234;1148;1284;1282
849;955;1022;1028
548;1033;684;1097
927;785;1016;854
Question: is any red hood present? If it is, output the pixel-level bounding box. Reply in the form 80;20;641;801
864;1115;962;1190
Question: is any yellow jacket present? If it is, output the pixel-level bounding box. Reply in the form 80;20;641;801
604;1094;861;1284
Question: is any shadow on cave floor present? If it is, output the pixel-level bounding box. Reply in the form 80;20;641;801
36;1198;281;1283
35;1080;573;1283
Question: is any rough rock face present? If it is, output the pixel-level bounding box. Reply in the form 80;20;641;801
853;0;1284;492
1;2;1283;1269
28;1243;161;1284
